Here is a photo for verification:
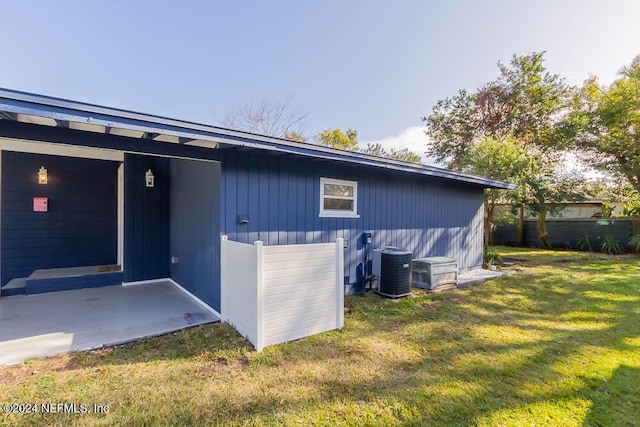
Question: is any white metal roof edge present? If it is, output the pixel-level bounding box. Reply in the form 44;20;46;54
0;88;517;190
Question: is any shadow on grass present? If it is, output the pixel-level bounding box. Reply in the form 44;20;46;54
174;262;640;425
60;322;253;370
90;265;640;423
582;365;640;426
3;252;640;425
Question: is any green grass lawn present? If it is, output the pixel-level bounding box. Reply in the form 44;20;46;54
2;247;640;426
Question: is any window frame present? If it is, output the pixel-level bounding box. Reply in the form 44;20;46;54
319;177;359;218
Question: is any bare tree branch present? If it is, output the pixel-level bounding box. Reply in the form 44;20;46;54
219;96;309;140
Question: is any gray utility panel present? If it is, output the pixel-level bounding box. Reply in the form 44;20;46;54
412;257;458;290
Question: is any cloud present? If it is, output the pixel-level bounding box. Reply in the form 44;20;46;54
362;126;441;166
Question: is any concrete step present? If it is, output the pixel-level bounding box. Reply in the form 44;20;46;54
1;278;26;297
25;272;124;295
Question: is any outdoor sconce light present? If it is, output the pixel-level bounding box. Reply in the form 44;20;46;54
38;166;48;184
145;169;155;187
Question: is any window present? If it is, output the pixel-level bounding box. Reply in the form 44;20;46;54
319;177;359;218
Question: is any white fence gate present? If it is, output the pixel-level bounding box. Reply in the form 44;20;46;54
220;236;344;351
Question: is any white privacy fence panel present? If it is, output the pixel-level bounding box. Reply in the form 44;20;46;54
220;236;259;347
262;243;339;347
221;236;344;351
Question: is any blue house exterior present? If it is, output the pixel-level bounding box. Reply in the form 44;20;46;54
0;89;515;314
220;149;487;295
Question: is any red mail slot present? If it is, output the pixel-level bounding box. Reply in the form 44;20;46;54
33;197;48;212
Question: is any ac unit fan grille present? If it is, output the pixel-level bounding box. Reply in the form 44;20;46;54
378;251;412;298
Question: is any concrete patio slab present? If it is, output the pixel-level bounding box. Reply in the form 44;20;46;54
457;268;505;288
0;281;219;365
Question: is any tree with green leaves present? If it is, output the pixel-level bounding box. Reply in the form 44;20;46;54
318;129;421;163
423;52;582;248
316;128;359;151
569;55;640;191
462;137;532;249
361;143;421;163
360;142;386;157
424;53;572;166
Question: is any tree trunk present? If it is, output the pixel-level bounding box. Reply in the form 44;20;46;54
488;202;496;246
488;220;495;246
483;203;491;256
517;205;524;246
536;200;552;249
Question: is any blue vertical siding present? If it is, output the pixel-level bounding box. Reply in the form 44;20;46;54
236;153;249;242
169;158;221;311
123;154;170;282
220;149;485;291
1;151;118;286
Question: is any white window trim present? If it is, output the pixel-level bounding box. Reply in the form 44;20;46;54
319;177;359;218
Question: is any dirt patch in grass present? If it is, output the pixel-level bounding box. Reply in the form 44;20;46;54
422;303;439;311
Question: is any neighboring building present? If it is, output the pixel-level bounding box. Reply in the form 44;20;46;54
0;89;514;314
495;199;626;221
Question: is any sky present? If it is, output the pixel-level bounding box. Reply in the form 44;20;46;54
1;1;639;164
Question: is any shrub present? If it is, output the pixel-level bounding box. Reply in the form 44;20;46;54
484;248;501;265
629;235;640;253
622;201;640;217
601;235;622;255
577;234;593;252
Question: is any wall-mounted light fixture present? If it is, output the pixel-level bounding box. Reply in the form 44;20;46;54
145;169;155;187
38;166;48;184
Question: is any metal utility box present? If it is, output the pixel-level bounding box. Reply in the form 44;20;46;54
412;257;458;290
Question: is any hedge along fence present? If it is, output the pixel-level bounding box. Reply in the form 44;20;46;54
220;236;344;351
493;219;640;250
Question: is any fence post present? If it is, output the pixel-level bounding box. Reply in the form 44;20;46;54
335;238;344;330
254;240;264;351
220;235;228;321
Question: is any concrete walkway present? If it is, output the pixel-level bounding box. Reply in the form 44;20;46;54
0;281;219;365
457;268;505;288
